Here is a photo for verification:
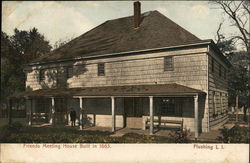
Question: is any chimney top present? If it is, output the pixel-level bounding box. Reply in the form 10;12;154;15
134;1;141;28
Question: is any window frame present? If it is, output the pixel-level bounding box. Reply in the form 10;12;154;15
97;63;105;76
164;56;174;71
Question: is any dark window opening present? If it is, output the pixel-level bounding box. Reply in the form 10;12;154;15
161;98;182;117
219;64;222;77
211;58;214;72
224;68;227;79
164;56;174;71
39;69;45;82
98;63;105;76
66;67;73;78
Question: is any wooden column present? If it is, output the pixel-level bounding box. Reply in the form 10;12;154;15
111;96;115;132
8;99;12;125
28;99;33;126
79;97;83;130
50;97;55;125
149;96;154;135
194;95;199;139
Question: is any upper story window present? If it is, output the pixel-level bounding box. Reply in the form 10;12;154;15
66;67;73;78
164;56;174;71
39;69;45;82
219;64;222;77
98;63;105;76
224;68;227;79
211;58;214;72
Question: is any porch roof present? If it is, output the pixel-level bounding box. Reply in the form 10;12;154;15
10;83;205;99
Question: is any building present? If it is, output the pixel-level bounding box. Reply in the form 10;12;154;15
9;2;231;138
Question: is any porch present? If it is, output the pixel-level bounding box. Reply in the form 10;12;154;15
8;83;206;138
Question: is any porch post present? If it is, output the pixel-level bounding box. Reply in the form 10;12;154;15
149;96;154;135
8;98;12;125
28;99;33;126
111;96;115;132
79;97;83;130
50;97;55;125
194;94;199;139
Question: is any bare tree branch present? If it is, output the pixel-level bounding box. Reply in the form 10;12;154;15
216;22;223;43
212;1;250;54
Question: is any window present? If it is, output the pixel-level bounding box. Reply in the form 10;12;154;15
164;56;173;71
66;67;73;78
224;68;227;79
98;63;105;76
211;58;214;72
212;91;216;117
219;92;223;115
219;64;222;77
39;69;45;82
161;98;175;116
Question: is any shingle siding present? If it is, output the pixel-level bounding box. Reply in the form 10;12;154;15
207;48;229;128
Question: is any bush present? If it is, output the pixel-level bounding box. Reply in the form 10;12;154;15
0;122;24;142
168;129;190;143
217;125;249;143
9;122;24;132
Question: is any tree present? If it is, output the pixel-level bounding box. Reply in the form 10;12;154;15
1;28;52;104
211;1;250;54
10;28;52;64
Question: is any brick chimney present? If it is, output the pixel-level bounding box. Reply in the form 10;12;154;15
134;1;141;28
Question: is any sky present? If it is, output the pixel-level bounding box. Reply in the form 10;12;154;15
2;1;241;48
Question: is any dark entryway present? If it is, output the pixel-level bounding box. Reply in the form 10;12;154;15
54;98;68;124
124;97;146;129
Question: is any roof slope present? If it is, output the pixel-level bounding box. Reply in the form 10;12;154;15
10;83;205;98
34;11;201;63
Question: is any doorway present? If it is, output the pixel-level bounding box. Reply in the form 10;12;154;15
124;97;145;129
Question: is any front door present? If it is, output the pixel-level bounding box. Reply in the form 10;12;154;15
124;97;144;129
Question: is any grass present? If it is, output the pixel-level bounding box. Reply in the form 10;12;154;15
0;123;182;143
0;122;236;143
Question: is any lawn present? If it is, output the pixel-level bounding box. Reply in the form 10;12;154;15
1;122;248;143
0;122;176;143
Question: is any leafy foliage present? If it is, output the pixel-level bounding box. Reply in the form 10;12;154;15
217;125;249;143
168;129;191;143
1;28;52;103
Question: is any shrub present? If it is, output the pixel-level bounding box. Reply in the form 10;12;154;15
9;122;24;132
217;125;249;143
168;129;190;143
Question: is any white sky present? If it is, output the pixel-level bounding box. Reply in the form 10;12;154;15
2;1;241;47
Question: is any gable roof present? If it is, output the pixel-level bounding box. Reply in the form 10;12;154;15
33;11;202;63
